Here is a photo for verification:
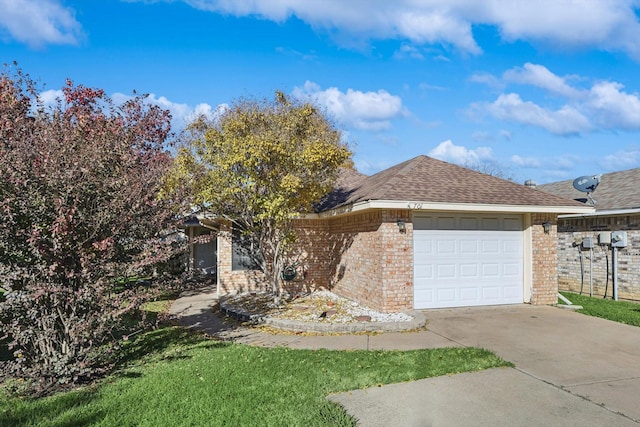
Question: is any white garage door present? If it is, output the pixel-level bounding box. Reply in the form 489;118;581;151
413;214;523;309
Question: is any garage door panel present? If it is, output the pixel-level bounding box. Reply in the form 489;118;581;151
437;288;456;302
503;285;521;299
437;264;456;278
460;240;479;253
414;264;433;279
414;289;434;305
414;214;524;309
436;217;456;229
481;240;499;253
481;218;499;229
459;264;478;278
481;286;500;299
502;240;522;254
503;263;521;276
460;287;479;301
503;217;521;231
460;217;479;230
482;264;500;277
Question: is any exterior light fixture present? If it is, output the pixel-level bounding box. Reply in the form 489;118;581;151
542;221;552;234
397;219;406;233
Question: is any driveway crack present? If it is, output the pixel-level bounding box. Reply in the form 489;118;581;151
514;367;640;424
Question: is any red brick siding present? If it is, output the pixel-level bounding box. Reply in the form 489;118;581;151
531;213;559;305
310;209;414;313
216;222;268;294
379;210;413;312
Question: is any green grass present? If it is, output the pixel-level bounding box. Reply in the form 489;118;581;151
0;327;510;427
560;291;640;327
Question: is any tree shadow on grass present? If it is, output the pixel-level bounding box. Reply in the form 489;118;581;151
0;384;104;427
1;325;229;427
113;324;229;372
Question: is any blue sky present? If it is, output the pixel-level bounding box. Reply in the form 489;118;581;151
3;0;640;184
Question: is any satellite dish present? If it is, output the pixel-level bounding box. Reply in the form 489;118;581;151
572;174;602;205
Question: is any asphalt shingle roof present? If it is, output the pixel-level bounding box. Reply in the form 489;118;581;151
538;168;640;211
318;155;586;212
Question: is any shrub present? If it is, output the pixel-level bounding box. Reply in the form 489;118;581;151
0;65;179;394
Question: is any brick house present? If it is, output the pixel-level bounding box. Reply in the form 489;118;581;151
184;155;592;312
538;167;640;301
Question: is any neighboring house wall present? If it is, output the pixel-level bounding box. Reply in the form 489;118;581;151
531;213;559;305
556;214;640;301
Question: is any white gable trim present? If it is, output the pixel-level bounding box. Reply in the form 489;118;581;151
308;199;594;219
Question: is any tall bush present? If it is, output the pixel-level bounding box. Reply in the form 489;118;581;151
0;66;177;393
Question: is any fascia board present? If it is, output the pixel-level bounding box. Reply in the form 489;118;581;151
559;207;640;219
308;200;595;219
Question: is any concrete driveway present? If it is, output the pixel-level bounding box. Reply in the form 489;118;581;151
330;305;640;426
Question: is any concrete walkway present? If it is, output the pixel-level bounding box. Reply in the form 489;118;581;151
170;293;640;426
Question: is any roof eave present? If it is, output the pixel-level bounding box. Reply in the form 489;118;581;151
306;199;595;219
559;207;640;219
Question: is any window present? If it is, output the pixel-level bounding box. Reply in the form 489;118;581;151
232;227;260;271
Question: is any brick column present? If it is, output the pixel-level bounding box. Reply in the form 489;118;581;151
531;213;559;305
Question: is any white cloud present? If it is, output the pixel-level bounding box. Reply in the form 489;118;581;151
393;44;424;60
418;82;446;91
113;92;221;129
428;140;493;165
471;131;493;142
469;72;504;90
600;146;640;170
586;81;640;129
499;130;512;140
511;155;541;168
0;0;83;48
473;63;640;135
503;63;581;98
38;89;64;108
139;0;640;59
292;81;406;131
355;158;394;175
479;93;591;136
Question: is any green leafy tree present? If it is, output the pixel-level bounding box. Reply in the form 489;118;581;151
0;66;178;394
163;92;352;301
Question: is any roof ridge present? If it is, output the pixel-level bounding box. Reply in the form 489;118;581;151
374;155;425;199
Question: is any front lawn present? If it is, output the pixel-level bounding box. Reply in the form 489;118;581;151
559;291;640;327
0;327;510;426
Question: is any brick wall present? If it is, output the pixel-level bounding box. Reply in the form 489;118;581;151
216;222;269;294
294;209;413;313
324;211;385;309
379;210;413;312
557;214;640;301
212;209;561;310
531;213;559;305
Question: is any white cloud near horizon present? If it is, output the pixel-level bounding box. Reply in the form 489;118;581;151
600;146;640;170
38;90;218;129
511;155;542;168
472;63;640;135
292;81;406;131
428;140;493;165
134;0;640;60
0;0;83;48
38;89;64;107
